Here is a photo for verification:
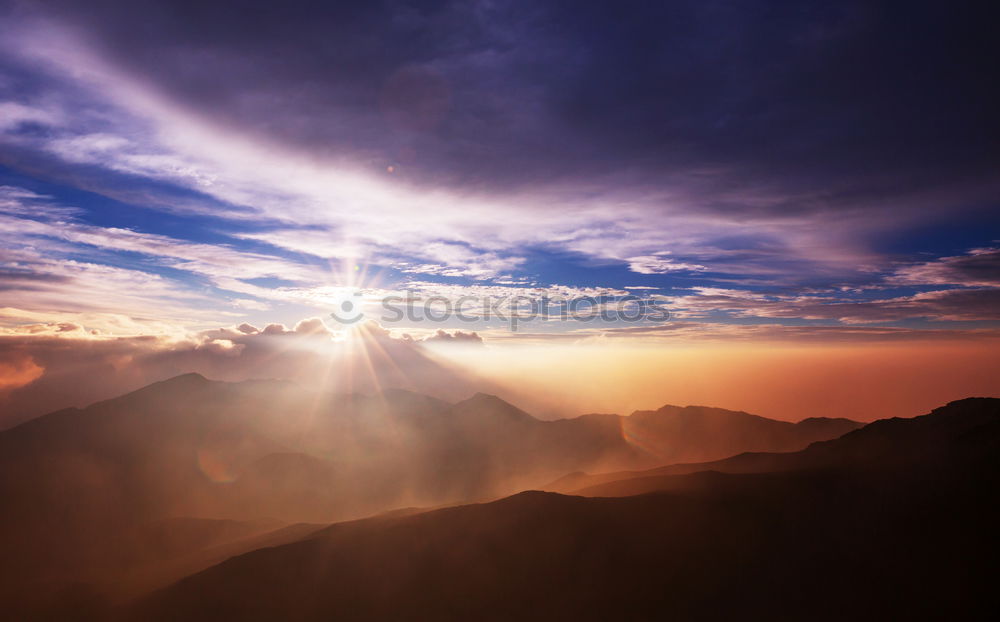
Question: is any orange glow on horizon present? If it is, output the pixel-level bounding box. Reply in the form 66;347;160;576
446;340;1000;422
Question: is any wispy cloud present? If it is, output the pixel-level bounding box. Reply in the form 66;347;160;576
0;3;996;343
891;247;1000;288
0;14;924;287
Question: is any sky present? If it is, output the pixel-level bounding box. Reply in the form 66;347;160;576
1;0;998;424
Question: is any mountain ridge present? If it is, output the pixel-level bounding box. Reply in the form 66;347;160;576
550;396;999;496
0;373;866;612
129;397;1000;621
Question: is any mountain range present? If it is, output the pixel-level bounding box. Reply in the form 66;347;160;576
1;374;993;620
131;397;1000;621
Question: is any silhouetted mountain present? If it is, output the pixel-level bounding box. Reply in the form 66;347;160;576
130;398;1000;621
0;374;862;615
0;375;857;525
548;397;998;495
618;404;861;463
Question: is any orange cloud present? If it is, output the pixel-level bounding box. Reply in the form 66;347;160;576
0;355;44;390
0;319;497;429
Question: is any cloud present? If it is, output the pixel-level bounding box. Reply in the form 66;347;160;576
0;185;80;218
0;188;326;324
0;210;315;285
0;3;996;344
292;317;332;335
627;253;708;275
497;322;1000;345
420;329;484;345
891;247;1000;288
2;2;996;294
0;318;495;428
661;287;1000;323
0;354;44;390
0;101;62;131
14;0;998;198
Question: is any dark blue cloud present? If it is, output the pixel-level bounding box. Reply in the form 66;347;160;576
12;0;997;206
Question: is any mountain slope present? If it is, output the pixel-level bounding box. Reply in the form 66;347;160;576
0;374;859;527
617;404;860;462
549;397;998;495
131;398;1000;621
0;373;861;607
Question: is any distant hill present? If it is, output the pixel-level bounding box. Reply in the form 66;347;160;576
546;397;998;495
0;373;858;523
0;373;861;613
612;403;860;462
130;397;1000;621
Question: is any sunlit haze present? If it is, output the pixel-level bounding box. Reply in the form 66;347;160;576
1;2;999;619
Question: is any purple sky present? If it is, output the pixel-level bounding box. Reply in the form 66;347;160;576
0;1;998;422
